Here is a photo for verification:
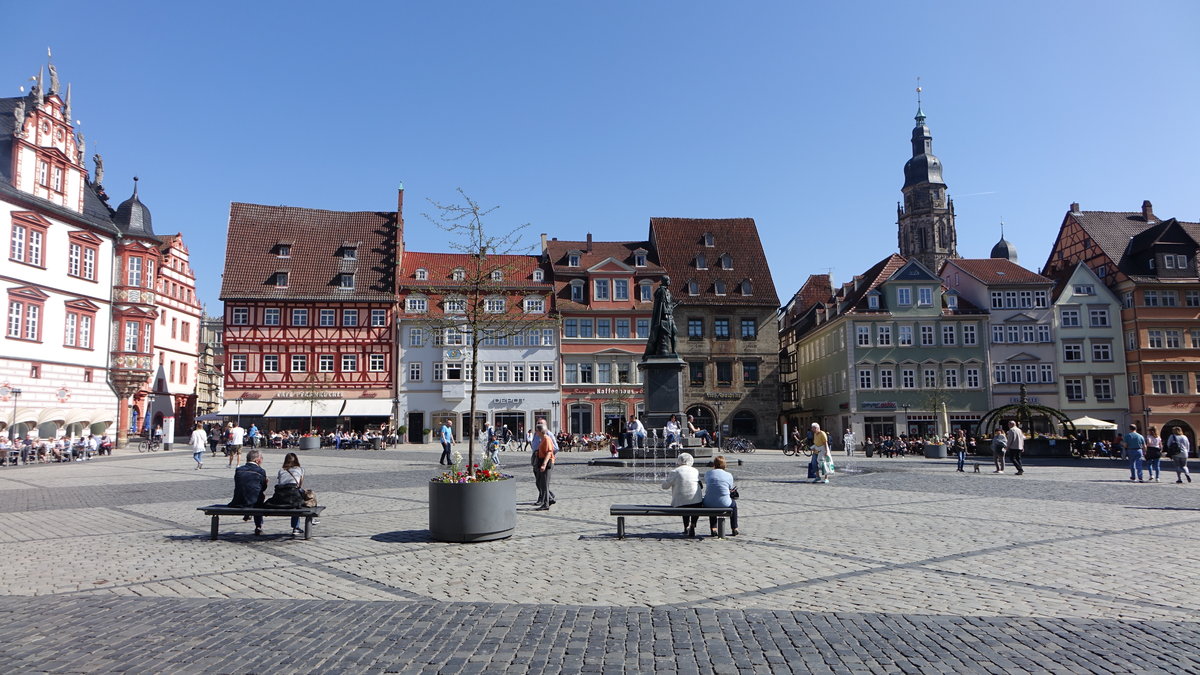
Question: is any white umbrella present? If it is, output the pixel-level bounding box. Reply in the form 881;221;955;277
1070;416;1117;431
939;402;950;437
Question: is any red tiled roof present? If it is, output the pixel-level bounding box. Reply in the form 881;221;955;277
544;239;663;274
648;217;780;307
945;259;1052;286
220;203;397;301
785;274;832;320
400;251;548;289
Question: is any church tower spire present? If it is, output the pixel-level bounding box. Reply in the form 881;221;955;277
897;85;958;272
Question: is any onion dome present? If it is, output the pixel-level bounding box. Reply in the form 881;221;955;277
902;107;944;188
113;177;155;236
990;226;1018;262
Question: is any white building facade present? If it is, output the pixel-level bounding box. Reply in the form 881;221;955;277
1052;263;1130;426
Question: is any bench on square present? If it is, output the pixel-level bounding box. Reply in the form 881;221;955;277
197;505;325;540
609;504;734;539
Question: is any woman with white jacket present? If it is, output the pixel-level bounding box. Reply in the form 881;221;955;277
662;453;704;537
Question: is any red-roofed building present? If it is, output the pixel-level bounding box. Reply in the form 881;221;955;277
545;234;664;436
219;195;402;433
396;251;557;442
648;218;780;445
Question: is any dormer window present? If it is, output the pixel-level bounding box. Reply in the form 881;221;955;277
451;268;465;281
714;280;727;296
491;269;503;281
740;279;752;296
337;273;354;290
524;296;545;313
406;296;428;313
445;296;466;314
695;254;707;270
532;269;544;281
688;279;699;296
1164;254;1189;270
634;249;647;267
414;268;428;281
867;293;880;310
341;246;357;260
275;244;292;258
720;254;733;270
273;272;289;288
568;251;581;267
946;292;958;309
703;233;714;247
1148;259;1155;271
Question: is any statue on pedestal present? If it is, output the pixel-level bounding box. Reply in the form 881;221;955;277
643;275;680;359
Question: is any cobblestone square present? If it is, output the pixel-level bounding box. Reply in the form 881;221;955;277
0;446;1197;673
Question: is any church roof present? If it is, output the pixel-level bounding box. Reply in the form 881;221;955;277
220;202;398;301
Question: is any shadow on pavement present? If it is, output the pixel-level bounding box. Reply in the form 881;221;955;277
370;529;433;543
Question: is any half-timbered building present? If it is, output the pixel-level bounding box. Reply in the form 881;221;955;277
220;199;401;433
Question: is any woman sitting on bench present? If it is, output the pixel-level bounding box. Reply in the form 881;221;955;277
703;455;738;537
661;453;703;538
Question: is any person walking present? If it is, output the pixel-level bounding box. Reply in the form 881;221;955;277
438;419;454;465
1145;426;1163;482
1006;420;1025;476
842;429;856;457
189;423;206;470
953;429;968;472
207;424;221;457
1167;426;1192;484
532;419;557;510
990;427;1008;473
1124;424;1146;483
811;422;831;484
520;425;531;452
227;422;245;468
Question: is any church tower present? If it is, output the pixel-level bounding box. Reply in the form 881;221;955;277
897;99;958;272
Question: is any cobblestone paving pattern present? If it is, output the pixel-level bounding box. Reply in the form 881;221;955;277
0;446;1197;673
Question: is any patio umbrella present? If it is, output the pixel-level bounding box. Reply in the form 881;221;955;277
196;413;224;422
1069;416;1117;431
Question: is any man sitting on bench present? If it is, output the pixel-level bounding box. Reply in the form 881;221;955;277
230;449;268;535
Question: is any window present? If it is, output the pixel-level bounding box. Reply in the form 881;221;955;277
1092;343;1112;361
990;291;1003;309
579;319;593;338
564;319;578;338
616;319;630;338
1130;374;1140;395
320;309;336;326
858;369;873;389
993;365;1008;384
578;363;593;383
485;297;505;313
740;280;753;296
343;309;358;326
371;309;387;326
636;319;649;338
1073;284;1095;296
542;329;555;346
714;280;727;296
407;297;427;313
923;368;937;388
877;325;892;345
965;368;980;388
67;238;99;281
688;318;704;339
291;309;309;326
230;354;247;372
490;269;503;281
1021;325;1035;343
597;319;612;338
868;294;880;310
409;362;422;381
879;369;894;388
897;287;912;306
596;362;611;383
738;361;758;385
594;280;610;301
944;368;959;388
946;294;958;310
714;318;730;340
570;281;584;302
1192;330;1200;349
291;355;308;372
703;233;715;247
1036;324;1050;343
408;328;424;347
231;307;249;325
451;268;465;281
962;324;977;346
1093;378;1113;401
639;281;653;302
1018;290;1033;309
524;297;545;313
369;354;385;371
1004;291;1018;308
341;354;358;372
443;296;466;314
1064;343;1083;361
263;354;280;372
6;297;43;342
1089;308;1110;327
920;325;934;346
918;287;933;306
434;363;444;381
857;326;870;346
741;318;757;339
1162;291;1179;307
1122;292;1134;309
63;309;94;349
1170;373;1187;394
1151;374;1167;394
1060;309;1080;327
715;362;733;386
567;254;580;267
942;324;956;345
272;271;289;288
898;326;913;346
564;363;578;384
414;268;428;281
1144;291;1160;307
614;280;629;301
901;369;915;389
1065;378;1084;401
264;308;281;326
1166;330;1182;348
695;254;707;270
1188;291;1200;307
319;355;335;372
634;252;647;267
127;257;143;286
9;217;47;267
688;280;699;296
337;274;354;290
1148;330;1163;349
1039;364;1054;383
1128;331;1138;351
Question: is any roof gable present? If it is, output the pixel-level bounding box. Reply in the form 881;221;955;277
887;259;941;283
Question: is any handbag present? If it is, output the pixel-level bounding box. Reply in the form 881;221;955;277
301;489;317;507
729;487;739;500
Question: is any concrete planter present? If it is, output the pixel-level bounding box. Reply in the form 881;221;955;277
299;436;320;451
924;443;947;459
428;477;516;543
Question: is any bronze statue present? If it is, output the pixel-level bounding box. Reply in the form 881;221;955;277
643;275;680;358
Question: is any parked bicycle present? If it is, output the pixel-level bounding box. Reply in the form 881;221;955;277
134;436;162;453
722;436;756;453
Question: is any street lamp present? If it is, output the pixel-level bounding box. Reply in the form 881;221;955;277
1;386;21;442
236;397;244;428
1142;407;1151;433
901;403;911;437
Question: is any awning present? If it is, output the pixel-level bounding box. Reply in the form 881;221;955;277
340;399;394;417
65;409;94;426
84;409;115;425
38;408;69;424
263;399;342;418
218;400;272;416
8;408;38;425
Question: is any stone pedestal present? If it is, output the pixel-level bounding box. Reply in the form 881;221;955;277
637;355;686;440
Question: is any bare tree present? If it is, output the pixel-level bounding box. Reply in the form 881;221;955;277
414;189;550;476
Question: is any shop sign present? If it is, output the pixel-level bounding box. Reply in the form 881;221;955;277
861;401;897;410
704;392;740;401
491;398;525;406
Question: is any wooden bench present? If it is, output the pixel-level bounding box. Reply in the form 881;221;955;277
198;504;326;540
609;504;734;539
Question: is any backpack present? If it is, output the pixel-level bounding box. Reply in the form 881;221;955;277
1167;436;1180;454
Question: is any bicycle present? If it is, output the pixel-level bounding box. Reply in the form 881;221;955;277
721;436;756;453
135;436;162;453
783;442;809;457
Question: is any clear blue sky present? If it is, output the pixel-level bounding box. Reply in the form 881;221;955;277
5;2;1198;311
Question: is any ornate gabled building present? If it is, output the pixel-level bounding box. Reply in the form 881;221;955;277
219;196;401;433
649;218;780;445
1;56;188;446
1042;200;1200;440
897;105;958;272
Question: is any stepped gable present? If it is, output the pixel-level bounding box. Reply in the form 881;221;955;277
648;217;779;307
220;202;397;301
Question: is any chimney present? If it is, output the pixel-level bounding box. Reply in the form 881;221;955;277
540;233;548;254
586;233;593;252
1142;200;1155;223
1070;202;1080;214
